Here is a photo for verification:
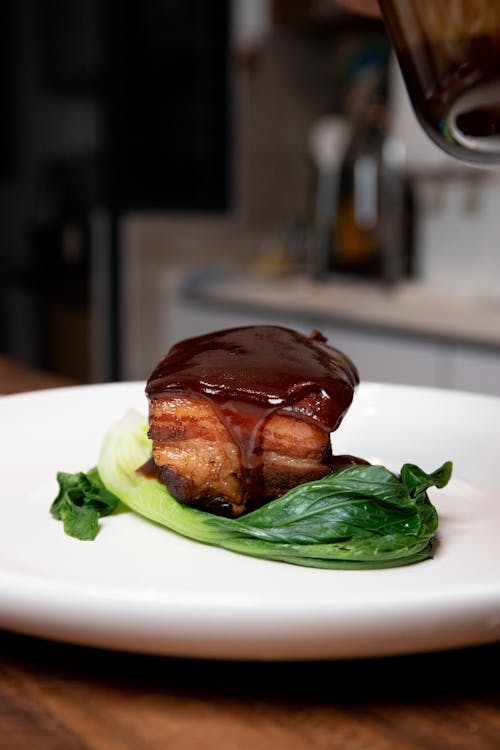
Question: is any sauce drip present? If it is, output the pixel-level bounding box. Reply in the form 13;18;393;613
145;326;360;499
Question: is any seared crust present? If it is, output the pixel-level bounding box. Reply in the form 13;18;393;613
149;396;243;514
148;395;332;517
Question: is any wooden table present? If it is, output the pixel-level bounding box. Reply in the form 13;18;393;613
1;355;500;750
0;354;74;394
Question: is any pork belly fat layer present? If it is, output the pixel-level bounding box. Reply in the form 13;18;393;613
148;395;332;517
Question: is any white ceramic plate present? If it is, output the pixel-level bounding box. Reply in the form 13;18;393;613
1;381;500;661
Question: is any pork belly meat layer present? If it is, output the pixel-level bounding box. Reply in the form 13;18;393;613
148;394;333;517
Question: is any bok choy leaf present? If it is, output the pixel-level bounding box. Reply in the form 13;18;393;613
71;410;451;569
50;467;121;540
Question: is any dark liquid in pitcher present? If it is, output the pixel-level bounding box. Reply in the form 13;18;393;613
383;18;500;163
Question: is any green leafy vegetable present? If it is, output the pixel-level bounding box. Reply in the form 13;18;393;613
50;467;121;540
89;410;452;569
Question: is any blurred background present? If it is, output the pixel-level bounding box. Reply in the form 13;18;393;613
1;0;500;394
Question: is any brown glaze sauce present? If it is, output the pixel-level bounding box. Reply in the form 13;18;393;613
144;326;364;497
136;455;159;479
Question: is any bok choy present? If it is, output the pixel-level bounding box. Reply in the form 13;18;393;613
51;411;452;569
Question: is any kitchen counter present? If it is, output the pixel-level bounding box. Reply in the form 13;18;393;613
182;270;500;351
139;268;500;396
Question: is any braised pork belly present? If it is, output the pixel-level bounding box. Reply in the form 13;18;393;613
145;326;359;518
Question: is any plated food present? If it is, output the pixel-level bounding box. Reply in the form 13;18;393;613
144;326;361;517
51;325;452;569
